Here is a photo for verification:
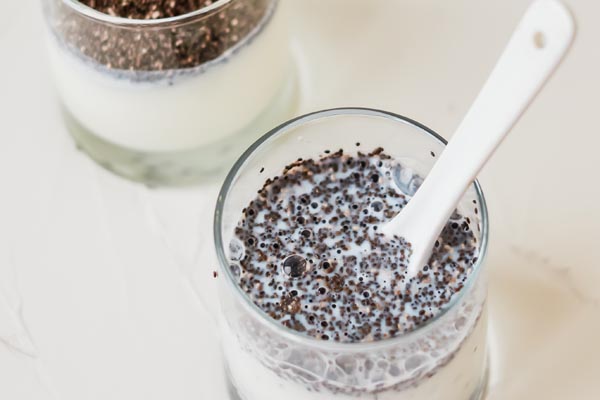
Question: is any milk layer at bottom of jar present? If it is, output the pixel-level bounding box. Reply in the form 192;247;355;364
222;306;487;400
46;6;290;153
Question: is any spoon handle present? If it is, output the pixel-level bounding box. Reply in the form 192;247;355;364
385;0;575;276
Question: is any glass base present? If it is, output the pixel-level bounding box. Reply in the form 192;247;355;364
225;359;490;400
63;71;299;187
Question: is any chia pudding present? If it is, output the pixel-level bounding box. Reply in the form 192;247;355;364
43;0;293;183
220;144;488;399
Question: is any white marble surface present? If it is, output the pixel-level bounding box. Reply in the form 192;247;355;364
1;0;599;399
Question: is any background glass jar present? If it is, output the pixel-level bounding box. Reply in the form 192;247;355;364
42;0;297;185
214;108;489;400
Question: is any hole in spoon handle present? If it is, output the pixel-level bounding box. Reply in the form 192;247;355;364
534;31;546;49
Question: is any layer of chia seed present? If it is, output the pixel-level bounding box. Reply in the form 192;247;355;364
231;148;479;343
80;0;219;19
49;0;273;80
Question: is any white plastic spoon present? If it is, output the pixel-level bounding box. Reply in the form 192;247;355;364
382;0;575;278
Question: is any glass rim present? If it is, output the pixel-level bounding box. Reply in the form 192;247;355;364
214;107;489;352
60;0;233;26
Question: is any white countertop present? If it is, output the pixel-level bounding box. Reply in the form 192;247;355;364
1;0;599;399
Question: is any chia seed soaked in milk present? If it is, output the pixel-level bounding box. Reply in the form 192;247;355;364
231;148;480;343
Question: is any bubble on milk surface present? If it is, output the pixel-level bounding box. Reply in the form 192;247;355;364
229;238;244;262
392;163;424;196
283;254;307;279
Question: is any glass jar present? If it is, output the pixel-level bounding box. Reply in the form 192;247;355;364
214;108;489;400
42;0;297;185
